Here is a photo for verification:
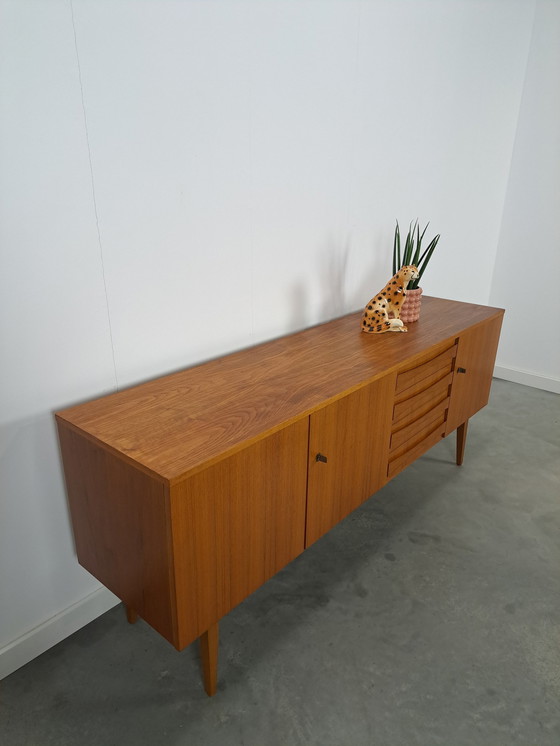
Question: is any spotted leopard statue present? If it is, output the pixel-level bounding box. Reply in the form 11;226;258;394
361;265;419;333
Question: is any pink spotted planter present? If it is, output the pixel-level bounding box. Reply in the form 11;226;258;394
400;287;423;323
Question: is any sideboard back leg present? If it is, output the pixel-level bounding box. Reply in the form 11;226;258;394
125;605;138;624
200;622;219;696
456;420;469;466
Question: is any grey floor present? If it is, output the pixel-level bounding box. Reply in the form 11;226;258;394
2;379;559;746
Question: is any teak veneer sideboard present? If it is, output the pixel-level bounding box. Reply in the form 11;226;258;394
55;296;504;696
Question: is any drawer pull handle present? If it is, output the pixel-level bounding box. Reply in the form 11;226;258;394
457;367;467;374
316;453;328;463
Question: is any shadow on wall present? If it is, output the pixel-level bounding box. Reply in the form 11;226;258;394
288;282;309;332
318;235;350;321
288;233;395;332
354;231;392;312
288;234;351;332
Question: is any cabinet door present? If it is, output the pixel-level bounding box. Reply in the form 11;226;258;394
305;375;395;547
170;418;309;649
445;314;503;435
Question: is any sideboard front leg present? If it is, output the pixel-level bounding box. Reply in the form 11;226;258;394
200;622;219;696
125;604;138;624
456;420;469;466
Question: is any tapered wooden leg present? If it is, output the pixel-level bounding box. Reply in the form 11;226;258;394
200;622;219;696
125;604;138;624
456;420;469;466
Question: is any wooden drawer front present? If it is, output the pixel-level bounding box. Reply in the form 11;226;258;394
388;422;446;478
395;342;457;399
390;397;449;454
392;372;453;430
388;343;456;479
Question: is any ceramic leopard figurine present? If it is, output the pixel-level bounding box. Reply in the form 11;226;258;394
361;265;419;333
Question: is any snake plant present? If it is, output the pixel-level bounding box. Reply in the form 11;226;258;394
392;220;440;290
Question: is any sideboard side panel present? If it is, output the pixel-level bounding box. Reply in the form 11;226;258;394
56;422;178;646
170;418;309;649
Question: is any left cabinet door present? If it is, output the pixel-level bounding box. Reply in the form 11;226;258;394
305;375;395;547
170;418;309;649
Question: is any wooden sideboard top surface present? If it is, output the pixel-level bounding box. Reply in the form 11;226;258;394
56;296;503;484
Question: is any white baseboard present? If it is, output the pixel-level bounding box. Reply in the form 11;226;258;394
494;365;560;394
0;587;120;680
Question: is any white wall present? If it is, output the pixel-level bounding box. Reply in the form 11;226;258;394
0;0;121;677
491;0;560;394
0;0;539;678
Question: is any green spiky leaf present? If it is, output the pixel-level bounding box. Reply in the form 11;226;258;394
391;219;440;290
393;221;401;275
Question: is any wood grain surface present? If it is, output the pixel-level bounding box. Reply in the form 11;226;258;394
56;297;504;483
200;623;219;696
56;422;178;645
170;419;309;648
445;313;504;435
305;375;395;546
55;297;504;694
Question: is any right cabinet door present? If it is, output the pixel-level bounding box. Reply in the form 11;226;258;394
445;314;503;435
305;375;395;547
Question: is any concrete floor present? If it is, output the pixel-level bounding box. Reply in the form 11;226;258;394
2;379;559;746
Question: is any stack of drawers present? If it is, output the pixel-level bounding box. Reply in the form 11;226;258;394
388;341;458;478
